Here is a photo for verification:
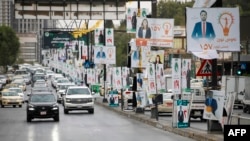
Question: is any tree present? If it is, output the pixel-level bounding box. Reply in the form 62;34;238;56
0;25;20;73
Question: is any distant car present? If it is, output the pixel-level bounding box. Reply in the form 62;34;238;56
9;87;25;102
0;75;8;85
158;92;174;114
11;79;27;91
0;89;23;108
25;91;59;122
63;86;94;114
56;83;75;104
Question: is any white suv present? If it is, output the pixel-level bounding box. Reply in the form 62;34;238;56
63;86;94;114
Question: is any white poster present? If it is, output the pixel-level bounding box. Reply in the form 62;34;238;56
181;59;191;94
94;46;116;64
186;8;240;52
136;91;147;108
147;63;156;94
155;64;165;92
114;67;122;90
94;28;104;46
172;58;181;94
135;18;174;47
203;90;224;121
105;28;114;46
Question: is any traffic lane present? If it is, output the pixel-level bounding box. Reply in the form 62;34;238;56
0;103;195;141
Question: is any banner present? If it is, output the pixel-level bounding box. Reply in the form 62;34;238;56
172;58;181;94
131;46;150;68
94;46;116;64
135;18;174;47
94;28;104;46
105;28;114;46
186;8;240;52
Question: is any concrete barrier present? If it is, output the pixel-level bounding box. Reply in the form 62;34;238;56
231;114;250;125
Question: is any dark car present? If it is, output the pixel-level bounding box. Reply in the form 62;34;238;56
25;92;59;122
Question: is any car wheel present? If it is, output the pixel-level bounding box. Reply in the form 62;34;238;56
64;108;69;114
19;105;22;108
13;105;16;108
1;103;4;108
27;115;32;122
54;115;60;122
88;109;94;114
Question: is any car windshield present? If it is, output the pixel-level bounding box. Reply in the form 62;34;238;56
67;88;90;95
9;89;22;93
2;91;19;96
59;85;74;90
30;94;55;102
58;79;69;83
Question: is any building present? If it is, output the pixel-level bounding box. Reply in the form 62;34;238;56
0;0;56;63
0;0;13;27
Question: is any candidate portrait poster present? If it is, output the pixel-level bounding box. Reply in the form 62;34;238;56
186;7;240;52
135;18;174;47
94;46;116;64
126;8;149;33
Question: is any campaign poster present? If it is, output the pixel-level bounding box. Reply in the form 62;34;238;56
203;90;224;121
177;99;189;128
135;18;174;47
186;8;240;52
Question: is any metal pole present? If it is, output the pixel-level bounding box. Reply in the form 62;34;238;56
102;1;108;103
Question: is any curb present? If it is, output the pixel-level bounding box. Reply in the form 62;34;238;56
95;100;223;141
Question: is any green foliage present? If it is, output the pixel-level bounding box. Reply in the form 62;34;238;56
114;20;135;67
0;25;20;69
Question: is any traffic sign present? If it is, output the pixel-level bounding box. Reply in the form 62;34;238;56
196;60;212;76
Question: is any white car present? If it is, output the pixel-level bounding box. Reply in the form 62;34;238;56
51;74;64;88
63;86;94;114
56;83;75;103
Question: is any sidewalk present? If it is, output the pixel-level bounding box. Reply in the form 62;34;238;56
95;97;223;141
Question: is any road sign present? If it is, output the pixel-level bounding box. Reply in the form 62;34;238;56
196;60;212;76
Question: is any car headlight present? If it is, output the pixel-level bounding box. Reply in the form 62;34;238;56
87;98;93;102
52;104;59;110
28;104;35;110
66;98;71;102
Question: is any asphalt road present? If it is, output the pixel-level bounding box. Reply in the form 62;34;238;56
0;101;197;141
0;81;196;141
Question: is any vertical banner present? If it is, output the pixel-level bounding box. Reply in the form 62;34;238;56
131;46;150;68
147;63;156;94
81;45;88;60
181;59;191;94
136;91;147;108
94;28;104;46
186;8;240;52
172;58;181;94
155;64;165;92
177;99;189;128
121;67;129;88
114;67;122;90
105;28;114;46
136;73;144;91
106;67;112;84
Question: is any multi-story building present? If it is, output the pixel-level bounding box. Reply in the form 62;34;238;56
0;0;56;63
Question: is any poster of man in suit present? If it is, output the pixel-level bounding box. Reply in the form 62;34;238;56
177;100;189;128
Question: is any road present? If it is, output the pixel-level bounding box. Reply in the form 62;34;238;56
0;83;195;141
